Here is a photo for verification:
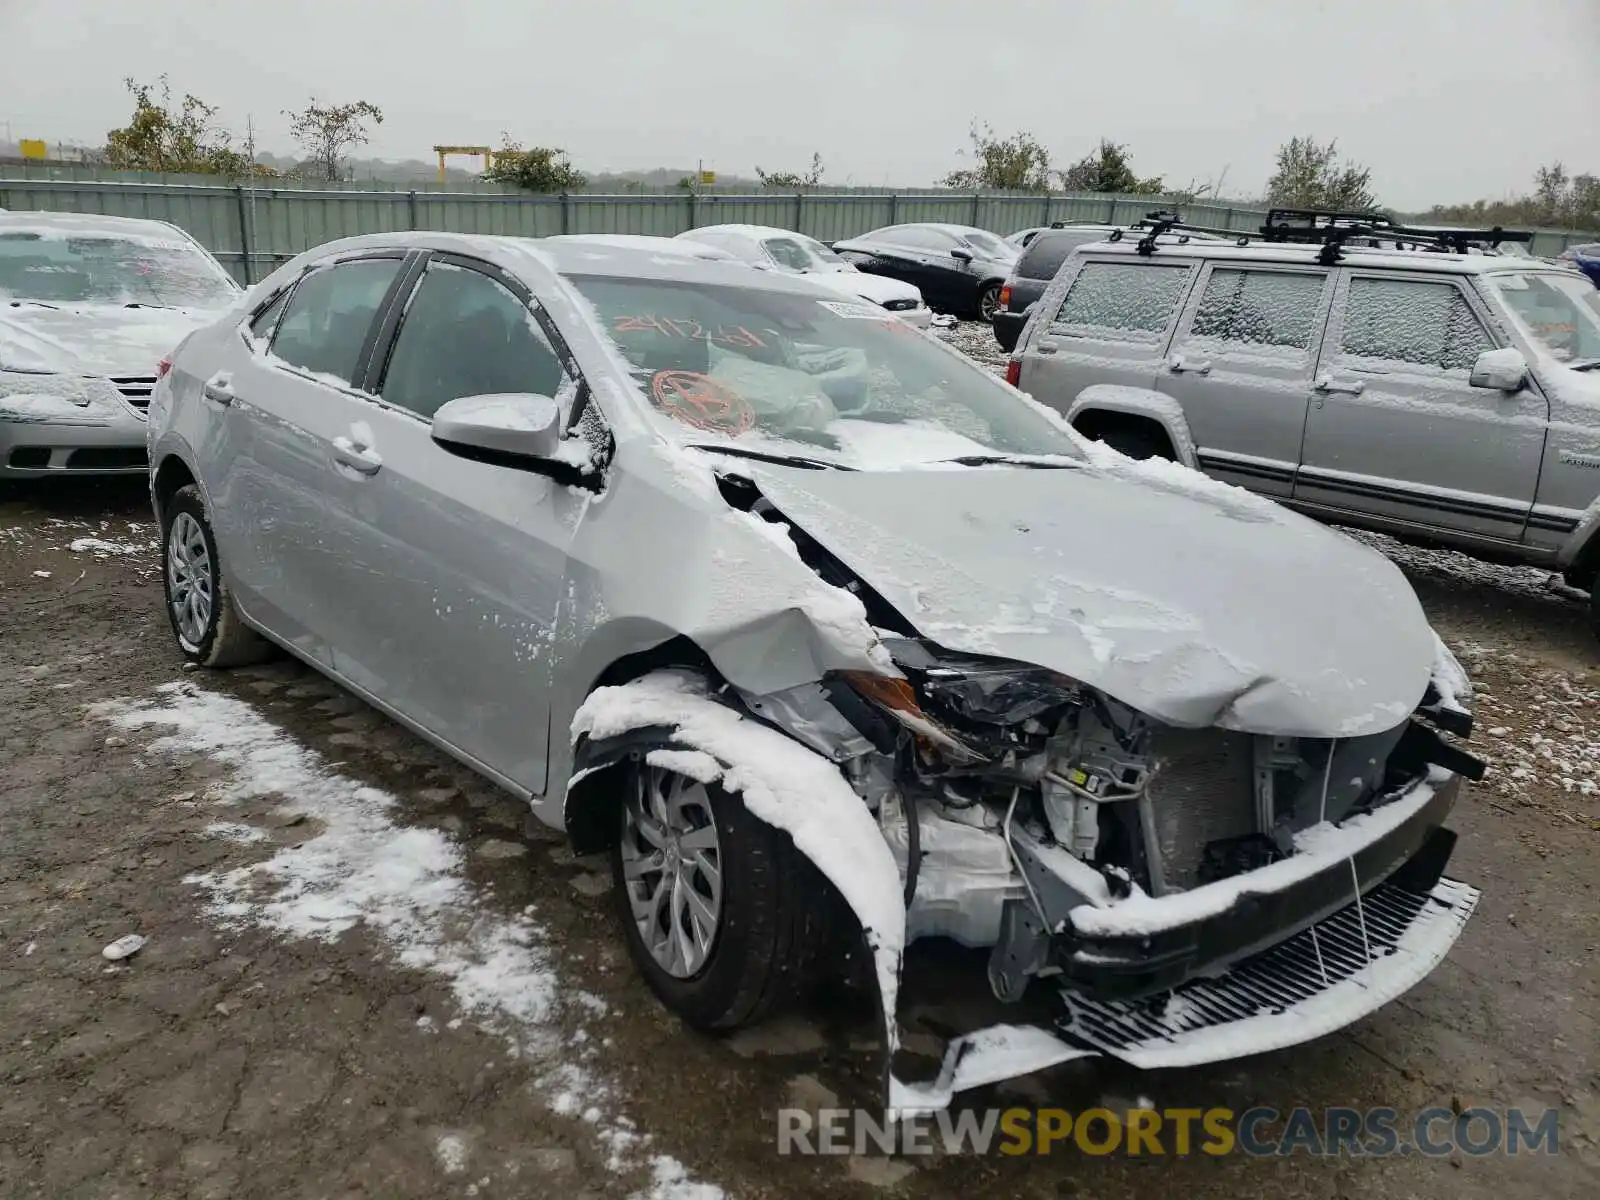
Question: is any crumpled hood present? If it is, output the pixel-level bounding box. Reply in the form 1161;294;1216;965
807;269;923;307
746;461;1436;737
0;305;215;377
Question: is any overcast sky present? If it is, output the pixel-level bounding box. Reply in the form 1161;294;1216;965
2;0;1594;207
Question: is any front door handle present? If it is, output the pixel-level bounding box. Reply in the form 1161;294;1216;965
202;373;235;406
1314;375;1366;396
1168;355;1212;375
332;435;383;476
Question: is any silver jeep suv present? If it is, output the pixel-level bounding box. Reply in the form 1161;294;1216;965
1011;210;1600;630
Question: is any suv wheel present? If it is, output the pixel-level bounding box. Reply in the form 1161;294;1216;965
1098;426;1174;461
612;759;832;1031
160;484;271;668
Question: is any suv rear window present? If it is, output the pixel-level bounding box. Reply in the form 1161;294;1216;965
1051;261;1193;342
1015;231;1104;280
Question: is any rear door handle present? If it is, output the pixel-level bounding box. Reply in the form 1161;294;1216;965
1168;355;1212;375
331;435;383;476
1313;375;1366;396
202;373;235;406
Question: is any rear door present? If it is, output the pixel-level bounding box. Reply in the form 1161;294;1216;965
1295;271;1547;542
205;252;408;662
316;254;588;794
1019;257;1198;410
1161;262;1334;498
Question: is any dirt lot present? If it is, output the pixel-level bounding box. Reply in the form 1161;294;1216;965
1;344;1597;1198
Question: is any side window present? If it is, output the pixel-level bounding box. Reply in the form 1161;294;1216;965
1337;277;1492;372
379;262;568;420
890;228;954;251
763;238;812;271
1051;262;1193;343
1187;268;1327;353
270;258;402;385
247;289;289;343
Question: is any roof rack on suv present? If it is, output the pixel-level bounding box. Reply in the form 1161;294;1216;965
1106;207;1535;265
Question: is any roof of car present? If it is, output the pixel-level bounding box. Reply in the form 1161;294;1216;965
0;210;193;240
1073;235;1555;276
682;224;817;242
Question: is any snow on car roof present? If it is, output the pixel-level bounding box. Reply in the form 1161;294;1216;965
0;209;196;246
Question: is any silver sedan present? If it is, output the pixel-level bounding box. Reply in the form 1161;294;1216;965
148;231;1482;1109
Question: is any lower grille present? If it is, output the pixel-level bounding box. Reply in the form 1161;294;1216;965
110;376;156;411
880;298;920;312
66;447;147;469
1058;876;1480;1067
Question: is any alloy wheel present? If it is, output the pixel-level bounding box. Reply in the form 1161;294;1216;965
620;765;724;978
167;511;214;650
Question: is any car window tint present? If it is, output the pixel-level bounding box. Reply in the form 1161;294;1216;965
889;228;954;251
1338;277;1491;372
380;263;567;420
763;238;813;271
1189;268;1326;352
1016;232;1102;280
1052;262;1192;342
270;258;401;385
248;289;289;343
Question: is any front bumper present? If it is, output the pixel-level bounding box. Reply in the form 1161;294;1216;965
0;408;149;476
992;310;1026;351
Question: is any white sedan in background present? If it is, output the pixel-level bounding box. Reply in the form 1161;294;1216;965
677;224;933;327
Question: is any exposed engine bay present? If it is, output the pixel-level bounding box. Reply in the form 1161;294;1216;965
737;632;1486;1010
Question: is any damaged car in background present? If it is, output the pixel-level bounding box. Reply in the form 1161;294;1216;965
146;232;1485;1111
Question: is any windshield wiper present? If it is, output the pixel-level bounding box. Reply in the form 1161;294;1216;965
1567;358;1600;372
939;453;1082;469
684;443;850;471
6;299;61;310
122;301;173;309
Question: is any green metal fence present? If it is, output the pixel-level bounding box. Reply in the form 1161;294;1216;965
2;176;1593;286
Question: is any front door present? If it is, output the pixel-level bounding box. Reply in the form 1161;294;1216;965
1295;272;1547;543
319;255;586;794
1161;263;1333;498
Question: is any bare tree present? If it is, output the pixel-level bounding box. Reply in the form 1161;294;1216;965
285;98;384;182
1266;137;1375;210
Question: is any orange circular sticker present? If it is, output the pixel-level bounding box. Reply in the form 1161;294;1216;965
649;370;755;434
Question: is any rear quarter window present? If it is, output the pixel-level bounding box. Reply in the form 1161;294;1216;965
1015;232;1102;281
1050;261;1193;343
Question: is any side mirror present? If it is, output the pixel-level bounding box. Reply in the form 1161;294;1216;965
950;247;975;263
431;393;578;474
1469;347;1529;392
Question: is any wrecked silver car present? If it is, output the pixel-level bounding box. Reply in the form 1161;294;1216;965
147;232;1484;1109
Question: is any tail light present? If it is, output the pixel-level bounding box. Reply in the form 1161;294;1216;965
997;286;1012;311
155;356;173;380
1004;359;1021;388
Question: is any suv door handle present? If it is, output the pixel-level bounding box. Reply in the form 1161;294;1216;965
1168;355;1212;375
331;435;383;476
202;373;235;406
1313;375;1365;396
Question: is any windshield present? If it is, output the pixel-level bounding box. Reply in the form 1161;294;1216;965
568;274;1081;468
1489;271;1600;364
800;236;849;268
962;231;1016;260
0;229;236;308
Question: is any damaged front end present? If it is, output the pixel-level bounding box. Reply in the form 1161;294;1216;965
748;635;1486;1112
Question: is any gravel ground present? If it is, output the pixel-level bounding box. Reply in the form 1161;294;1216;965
1;335;1597;1198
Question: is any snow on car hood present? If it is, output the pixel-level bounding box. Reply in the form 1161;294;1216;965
0;304;215;376
743;462;1436;737
804;269;922;307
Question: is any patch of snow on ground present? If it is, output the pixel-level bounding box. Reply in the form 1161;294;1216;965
90;681;724;1198
434;1133;468;1175
68;535;156;556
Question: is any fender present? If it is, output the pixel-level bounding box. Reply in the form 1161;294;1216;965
1065;384;1199;469
568;671;907;1063
1555;492;1600;576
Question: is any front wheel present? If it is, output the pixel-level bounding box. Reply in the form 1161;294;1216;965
611;759;834;1032
160;484;271;668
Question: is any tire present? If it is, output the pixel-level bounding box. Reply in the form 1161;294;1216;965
1097;425;1174;461
977;282;1003;324
611;759;834;1032
160;484;271;668
1589;584;1600;645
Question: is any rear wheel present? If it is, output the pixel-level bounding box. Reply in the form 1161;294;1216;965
160;484;271;668
612;759;834;1031
1097;425;1174;461
977;282;1003;323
